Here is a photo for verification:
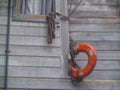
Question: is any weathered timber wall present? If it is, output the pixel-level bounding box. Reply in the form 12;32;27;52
68;0;120;90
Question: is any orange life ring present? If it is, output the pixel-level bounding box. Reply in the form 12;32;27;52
70;43;97;80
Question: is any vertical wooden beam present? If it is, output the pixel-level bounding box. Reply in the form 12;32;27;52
60;0;69;78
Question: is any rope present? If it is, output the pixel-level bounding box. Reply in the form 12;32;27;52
69;0;83;17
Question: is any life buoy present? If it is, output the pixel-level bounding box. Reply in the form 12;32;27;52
69;43;97;80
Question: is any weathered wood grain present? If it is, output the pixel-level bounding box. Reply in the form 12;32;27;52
0;0;8;7
68;5;118;12
70;18;120;24
0;66;5;76
0;35;6;45
9;45;61;57
7;67;62;78
86;71;120;80
0;56;5;65
0;77;4;88
10;26;60;37
68;0;118;6
0;45;61;57
0;45;6;55
69;24;120;32
0;26;7;35
70;32;120;41
10;36;60;47
70;11;119;18
8;56;61;67
0;7;7;16
0;16;7;25
0;78;119;89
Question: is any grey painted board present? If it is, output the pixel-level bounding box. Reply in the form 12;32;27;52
7;67;62;78
0;52;61;68
97;51;120;60
0;45;6;55
70;32;120;41
60;0;70;79
69;24;120;32
10;36;60;47
0;56;5;65
9;45;61;57
68;0;118;6
0;26;7;35
1;67;61;79
0;35;6;45
0;0;8;7
8;56;61;67
0;16;7;25
10;26;60;37
70;11;119;18
11;21;50;27
0;6;7;16
85;71;120;80
70;18;120;24
0;66;5;76
68;5;118;12
0;77;4;88
2;78;119;89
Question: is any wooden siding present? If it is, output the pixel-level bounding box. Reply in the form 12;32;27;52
0;0;63;89
68;0;120;90
0;0;8;89
0;0;120;90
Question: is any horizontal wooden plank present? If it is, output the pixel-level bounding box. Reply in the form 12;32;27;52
74;41;120;51
0;35;6;45
70;32;120;41
11;20;60;27
0;67;5;77
69;24;120;32
0;56;5;65
6;67;62;78
76;61;120;70
0;78;119;89
1;46;120;60
0;45;6;55
0;6;7;16
8;56;61;67
0;16;60;26
59;70;120;80
0;56;61;67
0;77;4;88
0;45;61;57
68;5;118;12
10;26;60;37
97;51;120;60
86;71;120;80
0;0;8;7
68;0;118;6
75;51;120;60
70;18;120;24
10;36;60;47
0;25;7;35
9;46;61;57
70;11;119;18
0;16;7;25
